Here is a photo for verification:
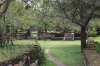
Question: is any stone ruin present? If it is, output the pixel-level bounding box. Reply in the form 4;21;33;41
0;45;41;66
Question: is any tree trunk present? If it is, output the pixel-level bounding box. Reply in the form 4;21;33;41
80;27;86;50
0;30;3;44
37;30;40;40
44;24;47;40
26;27;31;39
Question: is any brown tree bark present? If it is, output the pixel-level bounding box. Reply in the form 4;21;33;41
0;0;12;16
37;30;40;40
80;27;86;50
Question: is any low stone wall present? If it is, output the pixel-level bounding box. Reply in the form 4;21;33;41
83;44;100;66
39;33;51;39
16;33;27;39
51;37;64;40
39;32;75;40
0;45;41;66
84;49;100;66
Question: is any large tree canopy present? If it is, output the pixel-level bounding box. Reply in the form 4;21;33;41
1;0;100;50
44;0;100;50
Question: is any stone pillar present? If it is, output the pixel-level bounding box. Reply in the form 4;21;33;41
19;61;23;66
23;52;30;66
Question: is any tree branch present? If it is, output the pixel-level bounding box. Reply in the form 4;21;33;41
92;14;100;18
0;0;12;16
71;0;83;27
71;0;79;6
72;8;83;27
84;7;95;27
56;0;69;19
89;0;97;6
72;20;83;27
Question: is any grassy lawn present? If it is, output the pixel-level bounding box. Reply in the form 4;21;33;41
14;40;56;66
38;40;83;66
0;36;100;65
13;40;35;45
0;44;34;62
38;59;56;66
14;40;84;66
0;39;84;66
0;40;35;62
94;36;100;42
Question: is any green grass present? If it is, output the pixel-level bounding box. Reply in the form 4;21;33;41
15;40;83;66
0;44;34;62
0;35;100;65
38;40;83;66
38;59;56;66
14;40;84;66
13;40;35;45
0;39;83;66
94;36;100;42
13;40;56;66
0;40;36;62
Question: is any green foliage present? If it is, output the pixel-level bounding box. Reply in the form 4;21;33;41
0;40;6;47
92;37;100;54
38;59;56;66
38;49;46;65
88;27;97;37
94;41;100;54
88;18;100;35
5;1;35;31
34;40;46;65
0;43;34;62
36;18;53;30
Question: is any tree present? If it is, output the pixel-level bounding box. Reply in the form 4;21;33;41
0;1;33;44
29;0;54;40
7;1;35;39
46;0;100;50
0;0;12;45
0;0;12;16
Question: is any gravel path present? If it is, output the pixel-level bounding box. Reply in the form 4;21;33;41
46;49;66;66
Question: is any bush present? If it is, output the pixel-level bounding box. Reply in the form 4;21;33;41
94;41;100;54
38;48;46;65
34;40;46;65
88;28;97;37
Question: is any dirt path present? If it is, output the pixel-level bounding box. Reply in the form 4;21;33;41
46;49;66;66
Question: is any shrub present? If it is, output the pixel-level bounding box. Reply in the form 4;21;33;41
88;28;97;37
38;49;46;65
94;41;100;54
34;40;46;65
